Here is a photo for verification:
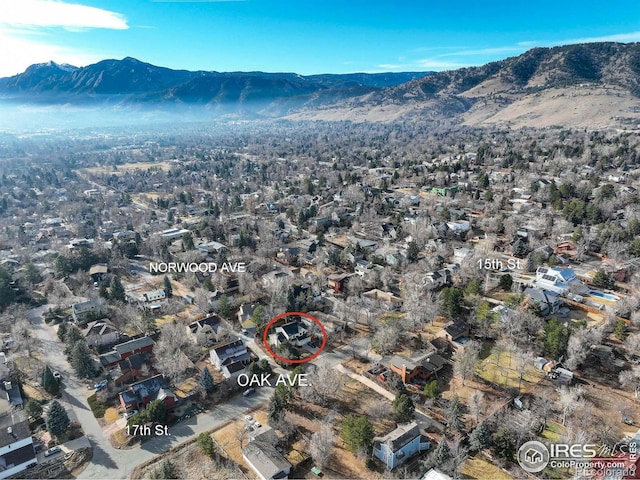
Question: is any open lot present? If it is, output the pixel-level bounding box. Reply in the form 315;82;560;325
475;344;545;392
211;407;268;476
460;455;513;479
81;161;173;175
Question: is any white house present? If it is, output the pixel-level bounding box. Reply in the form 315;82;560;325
140;290;166;302
158;228;190;241
535;267;588;295
271;321;311;348
197;241;227;256
209;339;249;370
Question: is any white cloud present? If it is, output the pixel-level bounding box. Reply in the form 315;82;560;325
0;28;108;77
0;1;128;77
1;0;128;30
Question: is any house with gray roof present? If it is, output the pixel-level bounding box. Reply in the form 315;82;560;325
0;418;37;479
242;437;291;480
373;422;430;470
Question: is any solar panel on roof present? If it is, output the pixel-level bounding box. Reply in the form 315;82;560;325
542;274;557;282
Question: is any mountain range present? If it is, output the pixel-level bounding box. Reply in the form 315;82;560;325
3;42;640;128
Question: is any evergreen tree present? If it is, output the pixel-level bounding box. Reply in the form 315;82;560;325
469;421;491;452
71;340;96;378
46;400;70;437
440;287;464;318
341;414;374;454
182;232;195;250
431;437;451;466
163;276;173;298
56;322;68;342
145;399;168;423
197;432;216;458
543;317;569;359
158;460;178;479
251;305;266;331
392;392;415;422
423;380;440;399
199;367;214;392
614;320;629;341
498;274;513;291
407;241;420;263
445;396;464;432
492;427;515;460
98;283;110;299
110;276;126;302
25;399;43;419
42;366;59;395
593;269;615;289
217;294;234;320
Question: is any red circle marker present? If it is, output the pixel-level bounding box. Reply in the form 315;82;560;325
262;312;327;364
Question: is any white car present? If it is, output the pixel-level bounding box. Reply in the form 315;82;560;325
244;415;254;423
53;371;62;380
44;446;62;457
124;410;139;419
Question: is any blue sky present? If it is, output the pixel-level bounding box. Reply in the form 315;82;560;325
2;0;640;77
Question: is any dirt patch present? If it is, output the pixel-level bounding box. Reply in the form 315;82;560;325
212;408;268;473
132;436;242;480
23;383;50;402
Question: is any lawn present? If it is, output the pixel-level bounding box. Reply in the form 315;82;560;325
104;407;121;424
460;456;513;479
475;346;545;391
541;420;565;442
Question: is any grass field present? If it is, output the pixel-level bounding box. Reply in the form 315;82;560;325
476;346;545;391
81;161;173;175
104;407;121;424
460;456;513;479
541;420;565;442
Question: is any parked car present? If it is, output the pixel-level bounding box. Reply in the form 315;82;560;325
124;410;139;419
94;379;108;391
243;388;255;397
244;415;254;423
44;446;62;457
53;371;62;380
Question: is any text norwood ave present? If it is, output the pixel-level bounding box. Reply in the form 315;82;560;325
149;262;246;273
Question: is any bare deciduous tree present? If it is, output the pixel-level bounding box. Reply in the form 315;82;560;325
468;390;485;423
301;363;343;407
556;386;585;426
154;322;193;383
453;340;480;386
308;425;335;469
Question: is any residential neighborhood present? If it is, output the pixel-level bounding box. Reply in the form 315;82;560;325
1;34;640;480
